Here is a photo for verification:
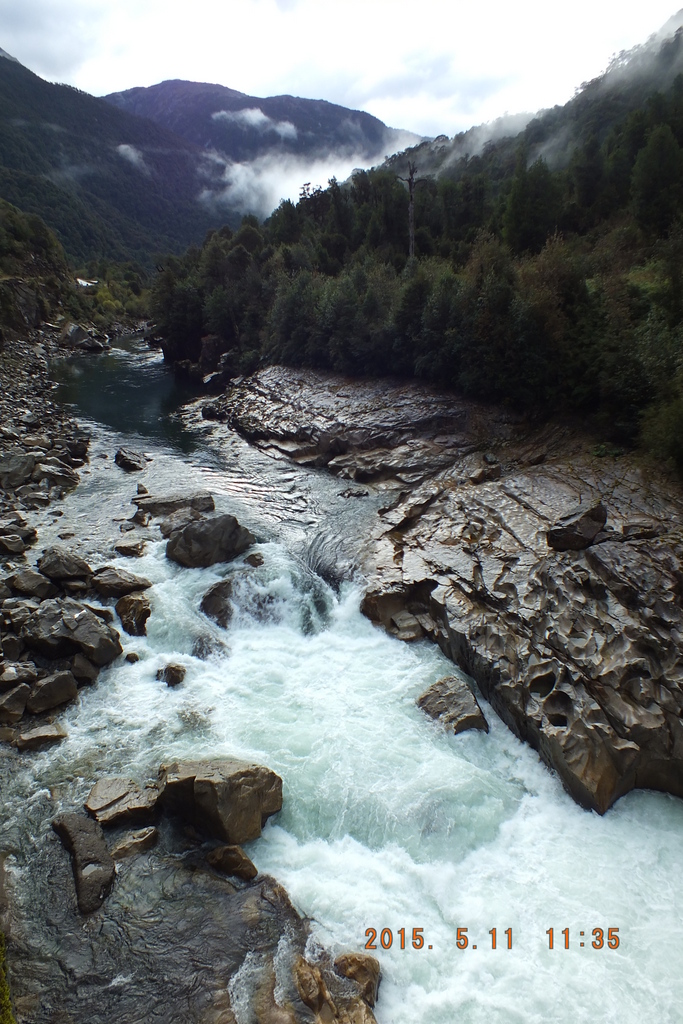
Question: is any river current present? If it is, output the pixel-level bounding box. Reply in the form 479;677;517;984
5;340;683;1023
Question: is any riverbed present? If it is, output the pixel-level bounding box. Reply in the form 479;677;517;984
4;339;683;1023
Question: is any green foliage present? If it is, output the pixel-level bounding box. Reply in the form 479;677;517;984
0;933;16;1024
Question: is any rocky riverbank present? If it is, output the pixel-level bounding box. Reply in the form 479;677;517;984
0;336;380;1023
191;365;683;815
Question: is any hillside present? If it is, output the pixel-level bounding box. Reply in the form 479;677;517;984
104;79;418;165
0;55;234;263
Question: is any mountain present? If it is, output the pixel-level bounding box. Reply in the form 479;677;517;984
104;79;419;165
0;54;232;263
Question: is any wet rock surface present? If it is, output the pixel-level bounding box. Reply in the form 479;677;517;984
417;675;489;735
160;758;283;843
166;513;255;568
116;591;151;635
51;812;115;914
217;366;683;814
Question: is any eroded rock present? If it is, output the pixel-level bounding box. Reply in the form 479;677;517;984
52;812;115;914
159;758;282;843
334;953;381;1007
417;675;489;735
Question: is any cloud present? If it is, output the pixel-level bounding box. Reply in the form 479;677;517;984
1;0;682;138
212;107;297;140
116;143;150;173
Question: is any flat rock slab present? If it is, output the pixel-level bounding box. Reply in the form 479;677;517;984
52;812;115;914
166;514;255;568
417;675;489;735
92;566;152;598
132;491;215;518
15;722;67;751
85;777;162;826
160;758;282;843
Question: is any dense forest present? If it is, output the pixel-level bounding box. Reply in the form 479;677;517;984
150;73;683;470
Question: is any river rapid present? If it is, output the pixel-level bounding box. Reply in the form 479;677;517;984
4;339;683;1023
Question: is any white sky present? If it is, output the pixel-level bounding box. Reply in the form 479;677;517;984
1;1;682;136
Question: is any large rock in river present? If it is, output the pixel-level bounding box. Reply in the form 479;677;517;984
159;758;282;843
417;675;489;735
132;491;215;518
92;566;152;598
166;514;255;568
21;598;122;665
52;812;115;914
38;546;92;580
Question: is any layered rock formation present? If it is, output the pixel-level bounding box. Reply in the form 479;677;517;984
217;366;683;814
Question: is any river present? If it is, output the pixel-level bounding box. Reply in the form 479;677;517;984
3;339;683;1023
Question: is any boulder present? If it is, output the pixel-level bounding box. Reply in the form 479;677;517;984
15;723;67;751
159;507;205;538
52;812;115;914
547;503;607;551
26;670;78;714
70;653;99;684
245;552;264;568
159;758;282;843
38;546;92;580
115;593;151;636
0;682;30;724
0;662;37;691
92;566;152;598
33;457;79;490
0;534;26;555
114;540;146;558
0;451;35;489
22;598;122;665
114;448;147;472
200;579;236;628
334;953;381;1007
132;491;215;518
294;957;338;1019
166;514;255;569
85;777;162;826
156;663;185;687
417;676;489;735
111;826;158;860
206;844;258;881
7;567;58;600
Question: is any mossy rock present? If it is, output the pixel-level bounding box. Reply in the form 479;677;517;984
0;934;16;1024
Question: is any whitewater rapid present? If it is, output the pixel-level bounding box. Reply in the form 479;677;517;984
5;342;682;1023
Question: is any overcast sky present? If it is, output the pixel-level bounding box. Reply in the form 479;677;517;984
1;1;682;136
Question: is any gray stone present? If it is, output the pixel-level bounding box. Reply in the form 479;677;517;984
22;597;122;665
52;812;115;914
38;546;92;580
0;682;30;724
166;514;255;569
0;451;35;489
92;566;152;598
132;491;215;518
26;670;78;714
159;507;205;538
7;567;58;600
115;448;147;472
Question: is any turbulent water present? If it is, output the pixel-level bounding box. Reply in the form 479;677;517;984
5;341;683;1023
